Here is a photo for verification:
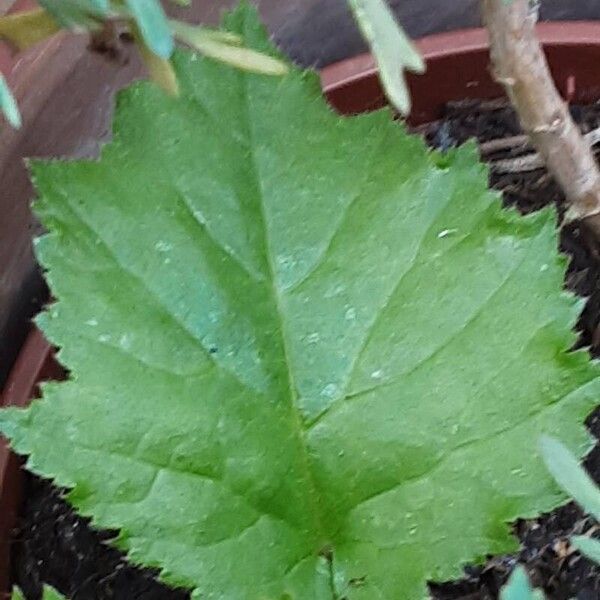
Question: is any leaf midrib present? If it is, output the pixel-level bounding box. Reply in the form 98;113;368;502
238;67;331;557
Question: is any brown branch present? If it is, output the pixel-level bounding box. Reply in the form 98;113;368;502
490;126;600;173
481;0;600;233
479;133;530;156
491;152;544;174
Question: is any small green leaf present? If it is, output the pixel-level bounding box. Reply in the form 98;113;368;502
0;9;61;51
500;566;545;600
540;435;600;521
82;0;109;12
125;0;173;59
170;20;287;75
347;0;424;115
37;0;108;28
184;26;242;47
572;535;600;564
10;588;24;600
12;585;68;600
131;22;178;95
0;73;21;128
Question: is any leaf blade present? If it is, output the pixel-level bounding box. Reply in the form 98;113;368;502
347;0;424;115
37;0;107;28
125;0;173;59
0;73;20;128
572;535;600;563
1;4;599;599
170;21;287;75
500;566;545;600
540;435;600;520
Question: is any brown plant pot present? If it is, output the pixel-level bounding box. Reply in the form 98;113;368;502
3;21;600;597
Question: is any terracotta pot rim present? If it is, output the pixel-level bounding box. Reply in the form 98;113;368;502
320;21;600;95
0;327;51;597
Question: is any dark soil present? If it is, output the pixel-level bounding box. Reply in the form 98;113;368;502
10;98;600;599
12;472;190;599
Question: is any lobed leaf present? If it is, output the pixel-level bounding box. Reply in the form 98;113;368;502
1;4;599;598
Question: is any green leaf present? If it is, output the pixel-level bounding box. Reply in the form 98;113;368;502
500;566;545;600
171;22;242;46
11;589;24;600
1;4;599;598
347;0;424;115
540;435;600;521
0;73;20;128
572;535;600;563
12;585;67;600
170;20;287;75
37;0;108;28
131;23;179;96
125;0;173;59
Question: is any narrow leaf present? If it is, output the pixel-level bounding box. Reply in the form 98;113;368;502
572;535;600;564
1;5;599;599
184;26;242;46
347;0;424;115
540;435;600;521
81;0;109;12
125;0;173;59
37;0;107;28
500;566;545;600
0;9;60;51
0;73;20;128
171;20;287;75
133;24;178;96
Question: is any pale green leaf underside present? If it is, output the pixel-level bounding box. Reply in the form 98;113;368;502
573;535;600;564
347;0;424;115
500;567;545;600
540;435;600;520
0;73;21;128
1;5;599;599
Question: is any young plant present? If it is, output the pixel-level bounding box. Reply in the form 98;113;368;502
1;4;599;598
500;436;600;599
541;435;600;564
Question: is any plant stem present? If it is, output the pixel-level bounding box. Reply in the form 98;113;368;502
481;0;600;234
489;126;600;174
